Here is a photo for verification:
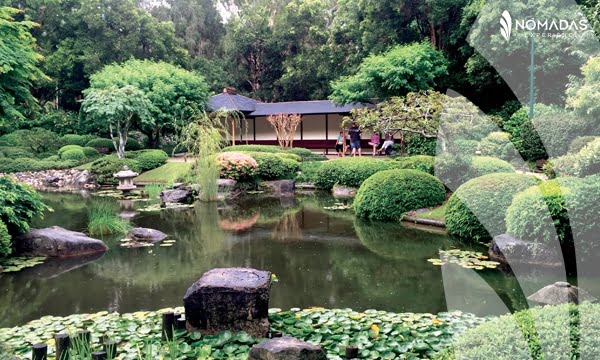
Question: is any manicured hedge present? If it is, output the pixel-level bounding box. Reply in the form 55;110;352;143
479;132;518;162
86;138;114;149
573;138;600;177
295;161;324;183
241;151;300;180
314;158;396;190
0;146;35;159
445;173;537;242
434;154;473;190
470;156;515;177
354;169;446;221
569;136;597;154
222;145;283;153
90;157;142;185
61;148;86;162
0;158;78;173
61;134;96;146
129;150;169;171
506;177;600;253
395;155;435;175
436;303;599;360
82;147;99;158
217;152;258;181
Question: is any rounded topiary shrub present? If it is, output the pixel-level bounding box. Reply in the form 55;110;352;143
314;158;396;190
479;132;518;161
85;138;114;149
470;156;515;177
243;152;300;180
58;145;83;158
574;138;600;177
569;136;597;154
0;220;11;257
61;134;95;146
134;150;169;171
217;152;258;182
90;157;141;185
445;173;537;242
437;303;600;360
395;155;435;175
125;138;142;151
222;145;283;153
506;177;600;253
0;146;35;159
354;169;446;221
82;147;99;158
61;148;86;162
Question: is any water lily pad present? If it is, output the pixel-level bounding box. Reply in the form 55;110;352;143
427;249;500;270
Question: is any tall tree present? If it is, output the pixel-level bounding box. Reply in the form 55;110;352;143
0;7;47;133
80;85;152;158
87;60;210;148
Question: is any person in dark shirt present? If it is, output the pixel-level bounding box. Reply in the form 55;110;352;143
348;123;362;157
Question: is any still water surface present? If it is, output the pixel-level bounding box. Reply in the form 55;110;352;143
0;192;530;328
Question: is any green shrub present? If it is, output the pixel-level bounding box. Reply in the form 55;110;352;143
90;156;142;185
506;177;600;253
134;150;169;171
0;128;61;154
479;132;518;161
434;154;473;190
222;145;283;153
58;144;83;157
569;136;597;154
125;138;142;151
0;146;35;158
470;156;515;177
242;152;300;180
406;134;437;156
87;199;131;236
61;148;86;162
82;147;99;158
0;221;11;257
395;155;435;175
314;158;396;190
0;176;47;236
216;152;258;181
0;158;77;173
445;173;537;241
60;134;95;146
543;155;578;178
454;139;479;155
354;169;446;221
275;153;302;162
295;161;323;183
503;108;529;139
44;155;60;162
85;138;114;149
439;303;599;360
573;138;600;177
286;147;326;161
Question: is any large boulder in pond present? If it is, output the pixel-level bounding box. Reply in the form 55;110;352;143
260;180;295;196
160;188;194;204
184;268;271;338
489;234;563;268
126;228;168;243
15;226;108;258
248;337;327;360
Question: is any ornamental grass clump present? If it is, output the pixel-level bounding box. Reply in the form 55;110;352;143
445;173;537;242
87;199;130;236
354;169;446;221
217;152;258;182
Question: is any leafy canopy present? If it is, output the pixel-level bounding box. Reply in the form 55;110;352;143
330;42;448;104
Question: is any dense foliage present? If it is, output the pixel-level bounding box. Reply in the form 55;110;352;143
445;173;537;242
395;155;435;175
437;303;599;360
478;132;518;162
573;138;600;177
0;176;46;237
506;177;600;255
216;152;258;182
241;152;300;181
469;157;515;178
354;169;446;221
128;150;169;172
0;220;10;257
90;156;142;185
314;158;396;190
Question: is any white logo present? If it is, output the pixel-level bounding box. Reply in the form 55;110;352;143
500;10;512;41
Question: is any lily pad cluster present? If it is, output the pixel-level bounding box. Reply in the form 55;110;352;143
323;203;352;211
0;257;46;273
137;203;195;212
0;307;486;359
93;190;148;201
428;249;500;270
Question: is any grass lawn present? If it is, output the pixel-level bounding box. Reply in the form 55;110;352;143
134;161;192;184
412;202;447;222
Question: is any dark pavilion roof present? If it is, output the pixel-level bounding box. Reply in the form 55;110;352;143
207;88;368;116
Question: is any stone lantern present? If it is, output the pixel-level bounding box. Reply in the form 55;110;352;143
113;166;139;195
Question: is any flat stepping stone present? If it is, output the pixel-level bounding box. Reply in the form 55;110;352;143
184;268;272;338
248;337;327;360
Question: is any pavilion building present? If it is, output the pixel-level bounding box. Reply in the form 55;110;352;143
207;87;374;153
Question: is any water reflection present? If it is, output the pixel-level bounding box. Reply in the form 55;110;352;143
0;192;529;327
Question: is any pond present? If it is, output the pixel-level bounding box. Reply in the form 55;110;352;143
0;192;531;328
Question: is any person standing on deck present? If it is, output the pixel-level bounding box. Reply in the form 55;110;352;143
348;123;362;157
